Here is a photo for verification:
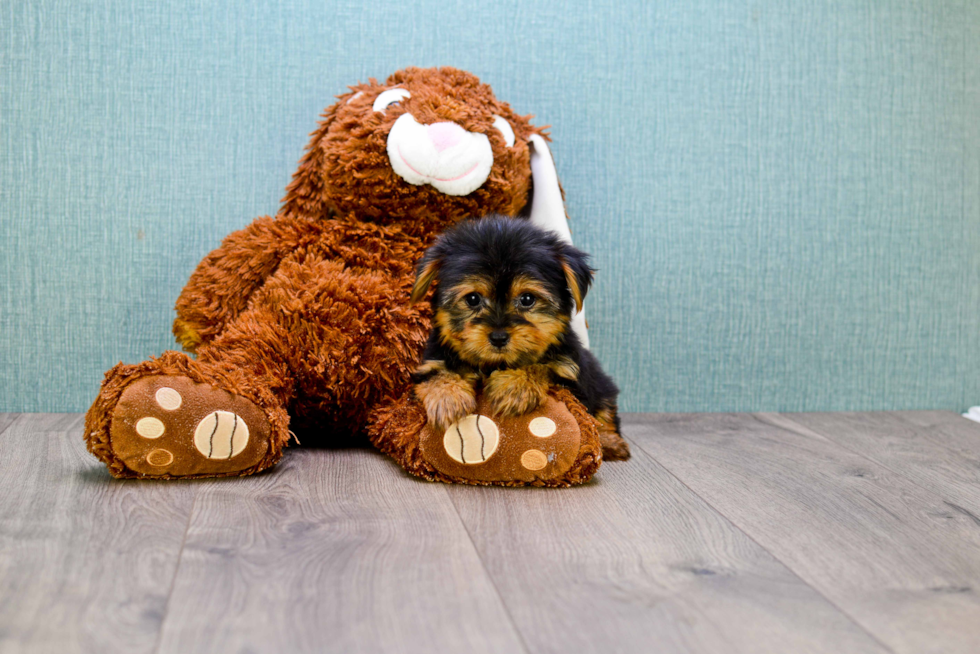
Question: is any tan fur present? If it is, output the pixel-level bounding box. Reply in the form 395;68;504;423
509;313;566;361
410;259;440;304
595;405;630;460
414;368;478;430
173;318;202;352
414;359;446;377
562;261;584;313
509;275;559;308
548;355;580;382
595;407;616;426
446;276;493;303
484;365;551;417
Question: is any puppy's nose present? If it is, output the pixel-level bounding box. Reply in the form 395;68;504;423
489;330;510;348
427;122;465;152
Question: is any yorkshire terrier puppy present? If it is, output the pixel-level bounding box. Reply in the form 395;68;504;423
410;215;630;460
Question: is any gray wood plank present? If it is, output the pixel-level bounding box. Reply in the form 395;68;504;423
894;410;980;463
0;414;198;654
629;412;980;654
898;410;980;436
156;449;526;654
446;444;889;654
0;413;20;436
779;411;980;516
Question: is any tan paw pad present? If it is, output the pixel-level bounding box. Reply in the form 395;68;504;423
194;411;249;459
155;387;183;410
520;449;548;470
146;448;174;467
135;417;165;439
528;417;556;437
443;414;499;464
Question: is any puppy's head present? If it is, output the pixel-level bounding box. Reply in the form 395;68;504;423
411;216;593;367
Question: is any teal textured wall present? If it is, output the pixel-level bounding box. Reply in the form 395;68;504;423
1;1;978;413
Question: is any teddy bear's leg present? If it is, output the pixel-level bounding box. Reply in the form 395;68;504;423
172;215;330;353
213;256;430;439
85;336;295;479
87;252;426;477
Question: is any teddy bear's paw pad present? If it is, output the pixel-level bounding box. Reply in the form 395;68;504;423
110;376;270;478
193;411;250;459
528;417;557;437
420;397;581;483
443;414;499;464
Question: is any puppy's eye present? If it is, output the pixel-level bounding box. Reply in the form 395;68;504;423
373;88;411;114
464;293;482;308
492;115;515;147
518;293;536;308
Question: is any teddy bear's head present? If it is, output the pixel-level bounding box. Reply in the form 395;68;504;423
281;67;550;235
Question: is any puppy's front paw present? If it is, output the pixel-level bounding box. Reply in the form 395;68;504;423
415;373;478;431
485;367;550;417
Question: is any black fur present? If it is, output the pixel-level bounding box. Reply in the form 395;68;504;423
412;215;619;424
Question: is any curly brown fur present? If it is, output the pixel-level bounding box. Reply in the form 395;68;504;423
411;216;629;459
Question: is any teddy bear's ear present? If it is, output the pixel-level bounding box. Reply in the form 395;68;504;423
528;134;573;243
279;93;350;220
527;134;590;348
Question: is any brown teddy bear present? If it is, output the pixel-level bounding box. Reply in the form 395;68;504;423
84;66;630;486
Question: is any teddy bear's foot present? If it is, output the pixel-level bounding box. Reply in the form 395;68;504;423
107;375;274;478
369;387;603;487
421;397;581;483
85;352;290;479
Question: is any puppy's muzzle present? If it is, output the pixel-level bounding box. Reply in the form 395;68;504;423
489;330;510;348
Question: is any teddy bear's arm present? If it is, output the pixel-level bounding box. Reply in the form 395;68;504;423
173;215;322;352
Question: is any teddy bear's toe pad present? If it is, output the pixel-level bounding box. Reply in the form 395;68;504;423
443;414;500;464
110;376;270;477
419;397;581;483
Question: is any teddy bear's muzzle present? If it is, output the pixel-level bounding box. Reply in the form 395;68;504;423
386;113;493;196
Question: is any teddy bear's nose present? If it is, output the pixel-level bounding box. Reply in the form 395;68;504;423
426;122;465;152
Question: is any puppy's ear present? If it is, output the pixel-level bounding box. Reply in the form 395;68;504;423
559;245;593;313
410;249;442;304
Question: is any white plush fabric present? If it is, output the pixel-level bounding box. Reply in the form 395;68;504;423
963;406;980;423
372;88;410;113
528;135;589;349
492;115;515;147
386;113;493;196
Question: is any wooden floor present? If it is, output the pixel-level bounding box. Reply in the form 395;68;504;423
3;411;980;653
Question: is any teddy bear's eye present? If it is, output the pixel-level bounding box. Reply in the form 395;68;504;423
373;88;411;114
492;115;515;147
464;293;482;308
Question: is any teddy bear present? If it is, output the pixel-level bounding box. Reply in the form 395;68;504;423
84;66;630;485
